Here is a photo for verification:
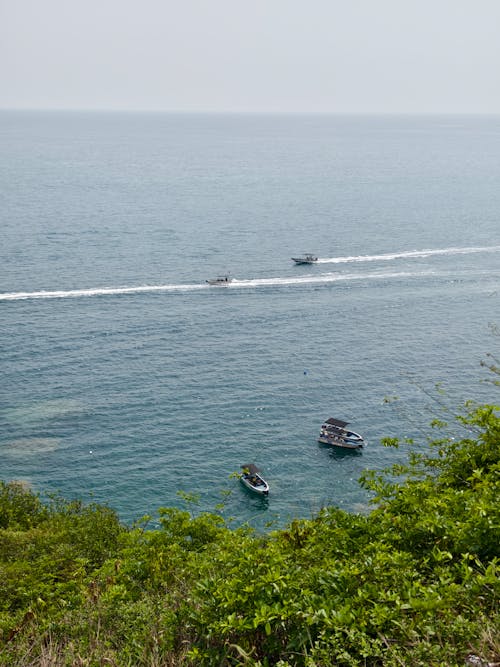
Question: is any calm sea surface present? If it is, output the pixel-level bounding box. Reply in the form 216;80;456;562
1;111;499;529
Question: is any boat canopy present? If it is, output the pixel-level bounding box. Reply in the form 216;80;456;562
324;417;349;428
242;463;261;474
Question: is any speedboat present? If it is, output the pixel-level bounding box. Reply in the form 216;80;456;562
240;464;269;495
318;417;365;450
206;274;232;286
291;254;318;264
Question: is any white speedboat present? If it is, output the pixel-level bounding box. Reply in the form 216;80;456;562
318;417;365;450
291;254;318;264
206;274;232;286
240;464;269;495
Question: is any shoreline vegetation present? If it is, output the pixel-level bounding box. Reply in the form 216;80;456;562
0;402;499;666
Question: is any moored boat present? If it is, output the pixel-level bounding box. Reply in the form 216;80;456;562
240;464;269;495
206;274;232;286
318;417;365;450
291;254;318;264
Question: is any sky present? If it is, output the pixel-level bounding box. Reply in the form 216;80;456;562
1;0;499;113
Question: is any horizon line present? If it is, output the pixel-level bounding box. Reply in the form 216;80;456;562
1;107;500;116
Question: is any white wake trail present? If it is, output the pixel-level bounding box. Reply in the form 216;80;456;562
233;270;439;289
0;283;202;301
0;271;427;301
0;269;444;301
318;245;500;264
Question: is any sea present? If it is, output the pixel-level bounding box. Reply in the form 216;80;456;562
1;111;499;530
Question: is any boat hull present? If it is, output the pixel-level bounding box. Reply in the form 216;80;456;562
318;421;365;449
240;474;269;495
318;435;363;450
206;278;232;286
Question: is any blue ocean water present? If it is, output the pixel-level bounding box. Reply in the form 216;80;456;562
1;111;499;529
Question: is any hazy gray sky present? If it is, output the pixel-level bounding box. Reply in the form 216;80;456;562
1;0;499;112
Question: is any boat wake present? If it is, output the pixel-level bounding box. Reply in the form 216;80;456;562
0;283;203;301
233;270;439;289
318;245;500;264
2;266;497;302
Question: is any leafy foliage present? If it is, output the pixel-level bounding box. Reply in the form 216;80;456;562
0;402;499;666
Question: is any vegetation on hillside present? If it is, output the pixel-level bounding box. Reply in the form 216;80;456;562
0;399;499;666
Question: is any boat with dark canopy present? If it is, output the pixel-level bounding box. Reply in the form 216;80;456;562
240;464;269;495
318;417;365;450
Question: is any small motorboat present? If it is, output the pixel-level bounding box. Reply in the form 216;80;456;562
318;417;365;450
206;274;233;286
240;464;269;495
291;254;318;264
